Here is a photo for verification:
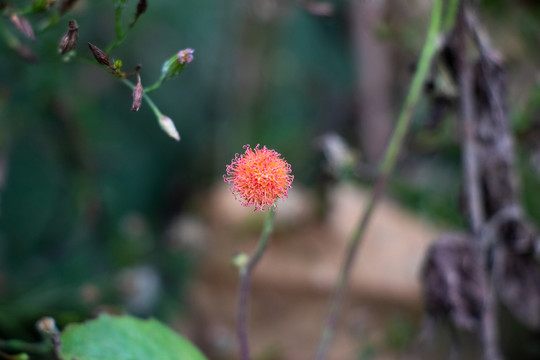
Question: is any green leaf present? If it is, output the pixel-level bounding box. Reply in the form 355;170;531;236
59;315;207;360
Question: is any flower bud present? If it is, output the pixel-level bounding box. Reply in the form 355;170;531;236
36;317;58;335
58;20;78;54
130;0;147;27
177;48;194;65
159;115;180;141
9;12;35;40
60;0;79;14
88;42;111;66
161;48;194;81
131;74;143;112
232;253;249;269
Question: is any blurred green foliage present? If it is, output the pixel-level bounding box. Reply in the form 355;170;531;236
0;0;357;344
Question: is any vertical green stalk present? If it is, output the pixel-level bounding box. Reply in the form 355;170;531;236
313;0;445;359
114;4;123;41
107;0;128;52
443;0;460;32
236;208;276;360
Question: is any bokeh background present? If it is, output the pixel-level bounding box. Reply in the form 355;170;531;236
2;0;540;359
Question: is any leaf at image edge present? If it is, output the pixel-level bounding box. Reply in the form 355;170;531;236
59;314;207;360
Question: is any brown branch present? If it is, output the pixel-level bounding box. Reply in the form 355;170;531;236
456;4;484;234
456;4;501;360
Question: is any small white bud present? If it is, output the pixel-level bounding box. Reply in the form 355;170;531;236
159;115;180;141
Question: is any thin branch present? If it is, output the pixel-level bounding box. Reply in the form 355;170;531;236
312;0;445;359
466;10;508;139
456;4;484;234
477;206;512;360
457;5;502;360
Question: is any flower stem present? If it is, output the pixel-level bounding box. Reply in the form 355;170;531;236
313;0;444;359
143;75;165;94
237;208;276;360
106;3;128;53
443;0;461;32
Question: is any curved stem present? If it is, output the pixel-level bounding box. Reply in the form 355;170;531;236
237;208;276;360
143;76;165;94
313;0;444;359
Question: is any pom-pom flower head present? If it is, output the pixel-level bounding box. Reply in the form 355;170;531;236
224;144;293;211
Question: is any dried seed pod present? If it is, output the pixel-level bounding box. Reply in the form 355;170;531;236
131;74;143;112
88;42;111;66
58;20;79;54
422;233;484;330
60;0;79;14
9;12;35;40
130;0;148;28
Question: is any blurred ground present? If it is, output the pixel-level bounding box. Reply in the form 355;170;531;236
176;182;441;360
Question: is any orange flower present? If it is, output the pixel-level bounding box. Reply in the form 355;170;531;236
224;144;293;211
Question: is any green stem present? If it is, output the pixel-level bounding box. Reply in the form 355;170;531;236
115;4;123;40
443;0;460;32
143;84;158;93
237;208;276;360
313;0;444;359
0;339;51;355
106;3;128;53
143;77;164;94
